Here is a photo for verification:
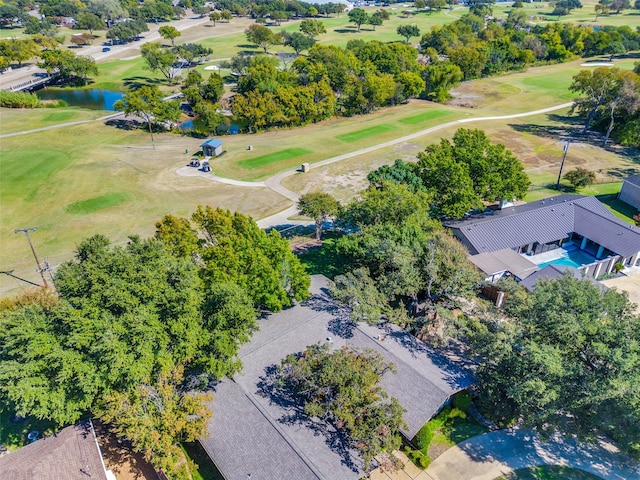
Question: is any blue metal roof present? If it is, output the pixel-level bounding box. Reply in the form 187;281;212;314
200;138;222;148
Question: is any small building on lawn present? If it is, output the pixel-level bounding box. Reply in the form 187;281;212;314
0;420;110;480
200;138;223;157
619;173;640;211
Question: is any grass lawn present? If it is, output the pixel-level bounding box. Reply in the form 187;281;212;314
400;109;453;125
406;400;489;469
0;405;56;450
0;121;289;298
336;124;397;143
496;466;604;480
0;107;108;134
297;236;353;279
237;147;312;169
182;442;225;480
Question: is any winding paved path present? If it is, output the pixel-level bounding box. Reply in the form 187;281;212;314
249;102;574;228
423;429;640;480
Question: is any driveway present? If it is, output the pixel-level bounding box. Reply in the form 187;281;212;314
600;266;640;313
424;429;640;480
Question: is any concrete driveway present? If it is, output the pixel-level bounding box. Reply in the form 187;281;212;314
424;429;640;480
600;266;640;313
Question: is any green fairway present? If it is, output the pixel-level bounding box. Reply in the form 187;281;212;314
400;109;452;125
66;192;132;215
238;147;312;169
0;107;106;134
336;124;397;142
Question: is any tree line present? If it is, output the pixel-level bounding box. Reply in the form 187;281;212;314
0;207;310;479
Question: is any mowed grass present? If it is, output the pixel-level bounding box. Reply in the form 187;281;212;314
336;124;396;142
400;109;452;125
0;107;106;134
0;121;290;298
66;192;132;214
238;147;312;169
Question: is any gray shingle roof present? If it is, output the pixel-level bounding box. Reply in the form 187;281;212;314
447;195;640;257
0;420;108;480
203;275;474;480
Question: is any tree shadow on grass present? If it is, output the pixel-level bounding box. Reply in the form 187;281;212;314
122;76;165;90
509;114;640;165
105;118;143;131
256;363;362;473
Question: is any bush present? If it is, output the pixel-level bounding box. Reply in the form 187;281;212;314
0;90;41;108
404;447;431;469
453;391;472;412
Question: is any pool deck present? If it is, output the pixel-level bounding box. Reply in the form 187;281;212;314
524;245;597;268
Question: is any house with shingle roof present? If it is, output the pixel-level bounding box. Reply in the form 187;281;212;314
200;275;474;480
446;195;640;280
0;420;110;480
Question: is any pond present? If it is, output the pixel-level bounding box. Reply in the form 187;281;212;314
179;119;240;135
36;88;124;111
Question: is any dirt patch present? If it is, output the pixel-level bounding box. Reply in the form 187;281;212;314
428;441;450;461
292;238;322;254
95;422;158;480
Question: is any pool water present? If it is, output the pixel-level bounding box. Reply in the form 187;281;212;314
537;249;597;270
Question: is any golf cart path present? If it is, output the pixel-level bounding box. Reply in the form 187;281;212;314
423;429;640;480
253;102;574;228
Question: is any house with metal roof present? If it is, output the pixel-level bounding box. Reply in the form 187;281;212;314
0;420;110;480
200;275;474;480
619;174;640;211
446;195;640;279
200;138;223;157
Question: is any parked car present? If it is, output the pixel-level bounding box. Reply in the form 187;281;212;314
189;158;201;167
102;47;111;52
202;161;211;172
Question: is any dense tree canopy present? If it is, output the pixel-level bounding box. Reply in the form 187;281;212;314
474;274;640;454
155;206;310;311
367;129;530;219
297;192;340;240
0;234;259;478
274;343;406;471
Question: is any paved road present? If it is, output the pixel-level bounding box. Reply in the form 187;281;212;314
0;12;213;91
424;429;640;480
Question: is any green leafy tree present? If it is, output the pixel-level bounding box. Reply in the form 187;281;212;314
113;85;163;146
283;31;316;54
298;192;340;240
274;343;407;472
159;25;181;46
423;62;463;102
348;8;369;32
299;19;326;37
75;13;106;36
475;274;640;453
221;9;233;21
209;11;221;25
38;49;98;85
397;24;421;43
0;38;38;67
0;234;259;477
563;167;596;189
156;206;311;310
245;23;279;53
140;42;179;83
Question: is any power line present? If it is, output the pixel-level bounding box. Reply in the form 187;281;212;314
0;270;42;287
14;227;49;289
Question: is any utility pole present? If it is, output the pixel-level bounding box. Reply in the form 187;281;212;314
14;227;48;288
556;140;571;190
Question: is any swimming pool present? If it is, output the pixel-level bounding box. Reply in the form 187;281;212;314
537;249;597;269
